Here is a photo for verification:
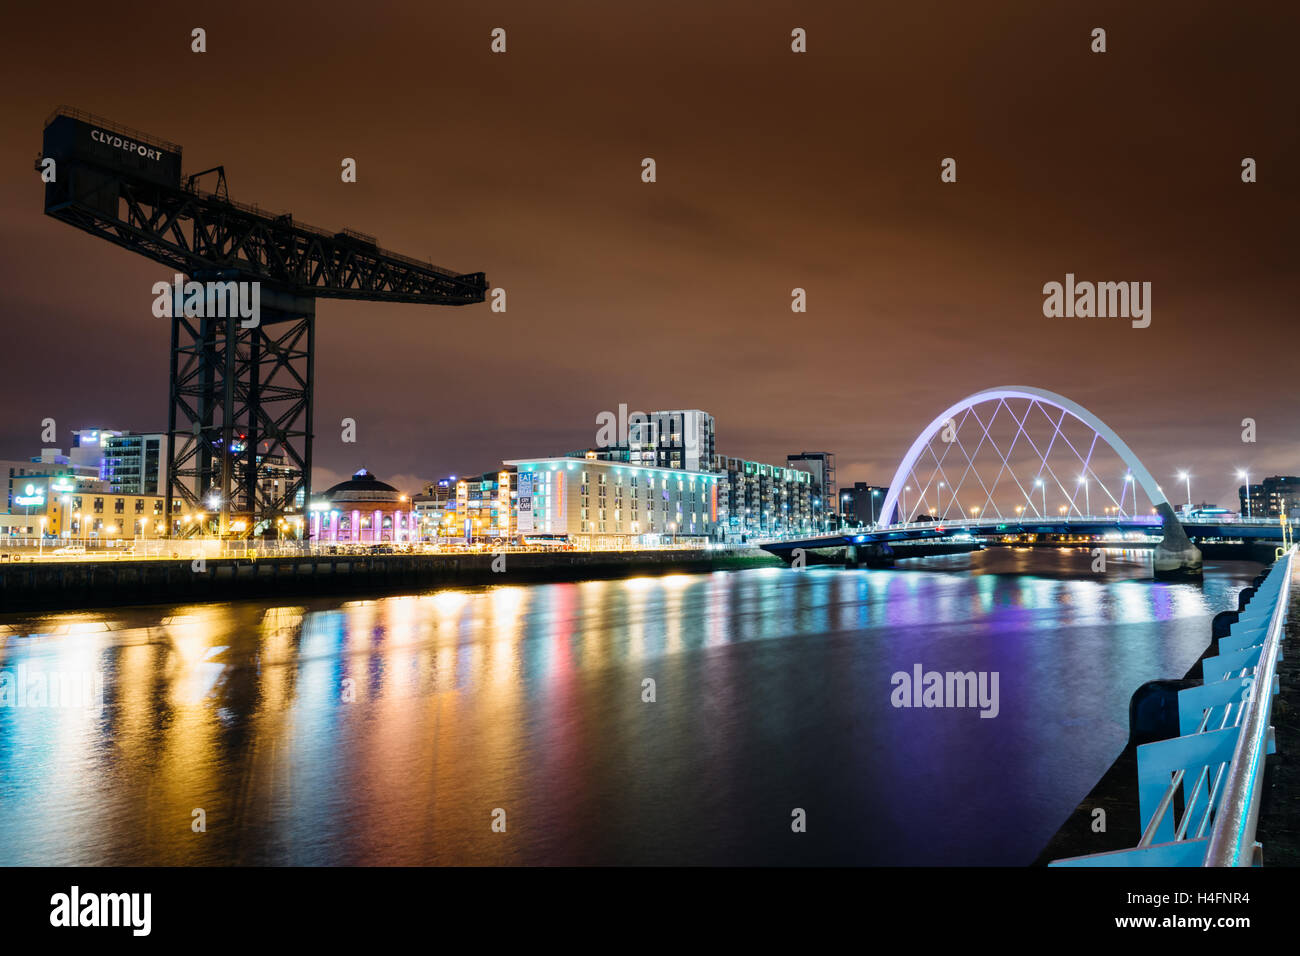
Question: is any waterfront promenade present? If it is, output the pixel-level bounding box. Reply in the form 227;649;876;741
0;545;780;611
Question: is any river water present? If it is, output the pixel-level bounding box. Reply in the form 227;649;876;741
0;549;1259;865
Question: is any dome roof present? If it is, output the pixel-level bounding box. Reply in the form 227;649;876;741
322;468;402;503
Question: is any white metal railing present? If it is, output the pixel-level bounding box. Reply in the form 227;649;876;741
1050;546;1295;867
1203;548;1293;865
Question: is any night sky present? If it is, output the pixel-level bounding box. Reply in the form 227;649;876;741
1;1;1296;505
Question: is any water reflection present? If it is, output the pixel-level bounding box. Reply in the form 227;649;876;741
0;549;1259;865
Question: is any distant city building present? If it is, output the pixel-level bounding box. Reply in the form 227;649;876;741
626;409;716;473
309;468;415;543
565;446;631;464
712;454;824;539
69;428;121;472
70;428;301;519
1;467;169;540
1239;476;1300;518
252;450;306;514
504;456;716;547
103;432;168;494
1;447;238;539
413;469;516;543
1;452;99;514
787;451;836;513
69;428;168;493
412;476;457;539
840;482;890;526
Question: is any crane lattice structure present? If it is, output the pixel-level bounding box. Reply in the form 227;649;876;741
40;107;486;537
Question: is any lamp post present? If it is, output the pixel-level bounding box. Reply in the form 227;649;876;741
1035;478;1045;518
1237;470;1251;519
39;516;46;556
1178;471;1191;513
1122;474;1133;517
871;488;879;527
1077;476;1089;516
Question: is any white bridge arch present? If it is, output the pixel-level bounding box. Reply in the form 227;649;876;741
876;386;1171;529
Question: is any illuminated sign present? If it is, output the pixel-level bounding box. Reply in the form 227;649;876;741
517;472;535;533
92;127;165;162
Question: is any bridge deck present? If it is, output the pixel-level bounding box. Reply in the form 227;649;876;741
757;516;1288;552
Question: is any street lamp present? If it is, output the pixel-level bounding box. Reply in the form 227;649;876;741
1237;470;1251;519
871;488;880;527
1034;478;1045;518
39;517;46;556
1077;476;1089;516
1121;473;1133;517
1178;471;1191;512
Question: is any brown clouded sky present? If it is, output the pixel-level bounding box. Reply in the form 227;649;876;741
1;0;1296;505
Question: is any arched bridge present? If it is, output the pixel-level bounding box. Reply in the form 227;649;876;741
761;386;1278;579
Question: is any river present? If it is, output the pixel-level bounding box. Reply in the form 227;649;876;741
0;548;1259;865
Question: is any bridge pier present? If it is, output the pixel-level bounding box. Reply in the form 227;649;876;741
846;543;894;569
1152;502;1203;581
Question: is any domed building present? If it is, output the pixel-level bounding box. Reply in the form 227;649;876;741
309;468;415;544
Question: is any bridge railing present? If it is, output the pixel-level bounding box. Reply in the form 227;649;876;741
753;514;1283;545
1050;546;1295;867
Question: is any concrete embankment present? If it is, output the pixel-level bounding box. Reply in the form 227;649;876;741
0;548;783;613
1033;561;1299;865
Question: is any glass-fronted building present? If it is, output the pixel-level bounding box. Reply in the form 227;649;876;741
504;454;717;548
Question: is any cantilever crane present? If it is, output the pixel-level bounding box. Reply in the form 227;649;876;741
39;107;487;537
